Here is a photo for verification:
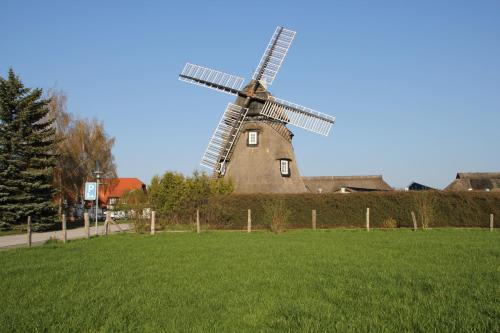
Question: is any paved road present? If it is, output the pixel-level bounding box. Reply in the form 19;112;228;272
0;223;132;249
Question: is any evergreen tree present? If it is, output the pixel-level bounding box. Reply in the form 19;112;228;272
0;69;57;227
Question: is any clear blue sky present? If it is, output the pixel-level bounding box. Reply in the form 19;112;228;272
2;0;499;189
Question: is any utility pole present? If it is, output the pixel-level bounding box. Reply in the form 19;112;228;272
92;161;102;236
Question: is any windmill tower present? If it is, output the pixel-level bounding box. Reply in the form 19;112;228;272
179;26;336;193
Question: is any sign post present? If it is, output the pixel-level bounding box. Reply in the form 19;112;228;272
85;181;98;236
92;163;103;236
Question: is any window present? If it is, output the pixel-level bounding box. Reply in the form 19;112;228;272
280;159;290;176
248;131;258;146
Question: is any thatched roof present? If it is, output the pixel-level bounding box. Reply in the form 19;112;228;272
444;172;500;191
302;175;393;193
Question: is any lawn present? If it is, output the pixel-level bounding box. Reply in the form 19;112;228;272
0;229;498;332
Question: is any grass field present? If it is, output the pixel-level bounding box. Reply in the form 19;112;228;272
0;230;499;332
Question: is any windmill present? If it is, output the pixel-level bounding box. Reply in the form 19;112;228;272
179;26;336;193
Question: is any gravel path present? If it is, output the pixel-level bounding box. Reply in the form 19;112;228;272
0;223;132;250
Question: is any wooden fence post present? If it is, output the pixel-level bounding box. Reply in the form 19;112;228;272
366;208;370;231
104;212;111;236
151;211;156;235
62;214;67;243
411;211;417;231
490;214;494;232
27;216;32;247
247;209;252;233
84;212;90;239
312;209;317;230
196;209;200;234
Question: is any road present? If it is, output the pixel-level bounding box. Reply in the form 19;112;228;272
0;223;132;250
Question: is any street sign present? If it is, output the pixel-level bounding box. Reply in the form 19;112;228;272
84;182;97;201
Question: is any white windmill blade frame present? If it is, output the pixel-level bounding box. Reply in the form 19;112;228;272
179;63;245;96
253;26;296;86
260;97;335;136
201;103;248;173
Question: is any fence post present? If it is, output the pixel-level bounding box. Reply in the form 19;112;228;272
247;209;252;233
84;212;90;239
411;211;417;231
95;209;99;237
27;216;32;247
490;214;494;232
312;209;317;230
104;212;111;236
151;211;156;235
62;214;67;243
196;209;200;234
366;208;370;231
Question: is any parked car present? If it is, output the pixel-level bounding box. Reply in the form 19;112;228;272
111;211;127;220
88;211;106;222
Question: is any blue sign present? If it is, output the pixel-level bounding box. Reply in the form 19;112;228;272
84;182;97;201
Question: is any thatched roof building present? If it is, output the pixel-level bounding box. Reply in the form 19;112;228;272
444;172;500;191
302;175;393;193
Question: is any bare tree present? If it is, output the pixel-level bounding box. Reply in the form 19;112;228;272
48;91;117;215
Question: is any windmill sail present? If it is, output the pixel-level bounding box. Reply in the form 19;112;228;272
253;26;296;86
179;26;337;180
179;63;245;96
201;103;248;173
260;97;335;136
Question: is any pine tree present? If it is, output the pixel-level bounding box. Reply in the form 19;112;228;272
0;70;25;226
0;69;57;228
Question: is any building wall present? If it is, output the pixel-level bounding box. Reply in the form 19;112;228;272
223;120;307;193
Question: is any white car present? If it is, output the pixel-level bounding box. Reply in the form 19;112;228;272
110;211;127;220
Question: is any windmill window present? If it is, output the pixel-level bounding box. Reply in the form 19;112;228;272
280;159;290;177
248;131;258;146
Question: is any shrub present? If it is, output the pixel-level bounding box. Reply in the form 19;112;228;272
263;199;291;234
381;217;398;229
31;223;55;232
414;192;435;229
0;221;12;231
202;192;500;230
204;201;233;229
131;219;149;234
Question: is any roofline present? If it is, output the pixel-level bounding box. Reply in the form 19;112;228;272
456;172;500;179
302;175;385;180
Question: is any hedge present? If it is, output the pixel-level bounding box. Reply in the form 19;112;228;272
194;191;500;230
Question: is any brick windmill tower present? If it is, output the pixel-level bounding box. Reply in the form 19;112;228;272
179;26;336;193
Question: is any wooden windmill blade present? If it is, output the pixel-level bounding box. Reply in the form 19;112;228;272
260;97;335;136
201;103;248;173
253;26;296;86
179;63;245;96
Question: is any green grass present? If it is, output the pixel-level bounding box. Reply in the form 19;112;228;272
0;230;499;332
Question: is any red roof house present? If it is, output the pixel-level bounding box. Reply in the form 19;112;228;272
98;178;146;208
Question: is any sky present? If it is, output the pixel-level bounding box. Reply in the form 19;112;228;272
2;0;499;189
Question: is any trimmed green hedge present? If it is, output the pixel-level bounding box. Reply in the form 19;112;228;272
201;192;500;229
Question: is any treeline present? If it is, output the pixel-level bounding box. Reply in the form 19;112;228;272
0;69;116;230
